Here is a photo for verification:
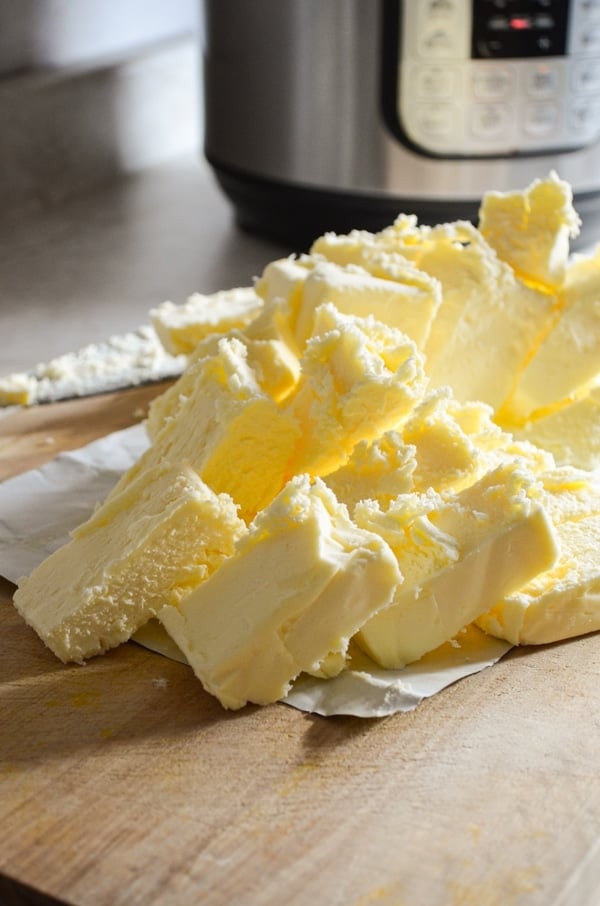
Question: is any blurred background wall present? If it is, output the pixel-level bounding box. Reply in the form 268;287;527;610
0;0;202;218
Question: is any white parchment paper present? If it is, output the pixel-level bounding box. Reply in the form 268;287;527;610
0;424;149;582
0;425;511;717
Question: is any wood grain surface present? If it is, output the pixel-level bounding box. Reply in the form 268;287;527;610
1;387;599;906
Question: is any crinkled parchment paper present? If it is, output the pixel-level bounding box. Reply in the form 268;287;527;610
0;425;511;717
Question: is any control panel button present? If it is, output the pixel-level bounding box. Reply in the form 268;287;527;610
533;14;555;30
470;102;511;137
571;23;600;53
414;103;457;137
526;64;560;97
571;0;600;23
415;65;458;99
488;16;510;32
572;58;600;93
419;27;460;58
524;100;560;135
472;66;513;98
426;0;457;15
417;0;465;59
568;95;600;136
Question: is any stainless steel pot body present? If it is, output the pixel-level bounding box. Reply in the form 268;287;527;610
203;0;600;245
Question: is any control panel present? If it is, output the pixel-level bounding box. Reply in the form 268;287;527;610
394;0;600;156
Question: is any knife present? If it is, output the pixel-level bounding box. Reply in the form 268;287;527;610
0;325;188;406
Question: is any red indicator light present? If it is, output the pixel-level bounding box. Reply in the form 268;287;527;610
510;16;532;30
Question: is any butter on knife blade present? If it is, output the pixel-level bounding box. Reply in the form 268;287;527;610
0;326;188;406
0;286;262;407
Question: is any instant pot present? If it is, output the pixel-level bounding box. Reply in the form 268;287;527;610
202;0;600;246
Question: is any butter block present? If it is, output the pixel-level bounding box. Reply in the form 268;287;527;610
512;381;600;471
541;465;600;514
158;475;401;709
406;223;556;410
255;255;314;318
402;390;487;494
477;518;600;646
323;389;490;509
324;388;519;510
243;295;302;364
477;468;600;645
353;465;558;669
191;331;300;404
313;217;428;273
285;303;427;477
256;254;441;353
478;171;580;291
111;337;301;522
310;233;445;350
252;255;315;355
324;431;416;511
311;230;442;350
295;260;441;350
315;195;575;415
151;287;263;355
12;465;246;663
324;216;557;412
405;390;556;491
310;229;380;267
146;330;300;438
502;246;600;423
326;388;548;510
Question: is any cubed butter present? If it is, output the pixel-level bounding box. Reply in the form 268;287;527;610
146;330;299;438
151;287;263;355
324;431;416;511
501;246;600;423
111;337;301;522
354;465;558;669
158;475;401;709
512;381;600;471
13;465;246;663
295;260;441;350
285;303;427;477
478;171;580;292
477;468;600;644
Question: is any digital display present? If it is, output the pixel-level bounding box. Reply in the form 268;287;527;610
472;1;569;59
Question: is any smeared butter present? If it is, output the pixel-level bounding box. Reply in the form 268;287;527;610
0;326;187;406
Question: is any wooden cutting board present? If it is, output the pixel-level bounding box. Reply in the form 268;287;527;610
1;386;599;906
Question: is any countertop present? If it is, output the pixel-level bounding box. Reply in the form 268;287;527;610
0;156;290;376
1;158;600;906
1;386;600;906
